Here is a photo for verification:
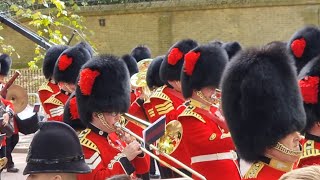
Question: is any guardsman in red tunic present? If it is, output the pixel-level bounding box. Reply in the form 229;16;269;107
76;55;149;180
177;43;239;180
0;54;20;173
297;54;320;167
38;45;68;118
23;121;91;179
143;39;198;178
221;42;306;180
44;42;91;121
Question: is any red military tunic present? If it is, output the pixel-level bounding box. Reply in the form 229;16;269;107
177;99;240;180
43;89;70;122
38;80;60;115
243;157;295;180
298;133;320;167
143;85;191;169
127;98;148;138
77;125;149;180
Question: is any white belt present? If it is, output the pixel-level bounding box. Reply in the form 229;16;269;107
191;151;237;164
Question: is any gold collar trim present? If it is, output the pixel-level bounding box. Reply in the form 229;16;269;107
263;157;294;172
189;98;210;111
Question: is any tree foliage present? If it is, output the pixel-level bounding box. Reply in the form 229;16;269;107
0;0;91;68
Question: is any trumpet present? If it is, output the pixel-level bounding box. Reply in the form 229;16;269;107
116;113;207;180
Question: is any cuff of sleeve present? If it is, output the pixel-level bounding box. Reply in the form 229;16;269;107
108;153;135;175
119;154;135;175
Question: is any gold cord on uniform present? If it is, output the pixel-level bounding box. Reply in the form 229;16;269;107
274;142;302;156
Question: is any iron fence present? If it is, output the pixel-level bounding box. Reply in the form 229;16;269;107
8;69;45;105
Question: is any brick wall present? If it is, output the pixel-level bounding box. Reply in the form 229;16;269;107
1;0;320;68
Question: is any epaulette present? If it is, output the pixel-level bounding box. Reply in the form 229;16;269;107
301;140;320;159
243;162;264;179
178;105;206;123
43;92;63;106
150;86;172;102
38;82;53;93
79;128;100;153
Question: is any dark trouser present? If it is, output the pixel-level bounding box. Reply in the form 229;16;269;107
159;166;192;179
5;134;19;168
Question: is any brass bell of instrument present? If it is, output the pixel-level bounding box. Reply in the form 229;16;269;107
6;84;28;113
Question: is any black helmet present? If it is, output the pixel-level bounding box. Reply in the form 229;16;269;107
23;121;91;175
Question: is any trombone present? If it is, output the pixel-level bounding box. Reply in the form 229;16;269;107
115;113;207;180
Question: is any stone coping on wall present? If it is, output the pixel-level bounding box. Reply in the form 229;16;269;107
78;0;320;16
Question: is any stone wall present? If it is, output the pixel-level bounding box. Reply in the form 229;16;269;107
1;0;320;68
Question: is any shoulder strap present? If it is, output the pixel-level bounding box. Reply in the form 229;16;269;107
243;162;264;179
79;128;100;153
38;82;53;92
43;92;63;106
178;105;206;123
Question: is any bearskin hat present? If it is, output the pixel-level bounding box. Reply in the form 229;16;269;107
287;25;320;73
146;55;165;89
181;44;228;99
75;54;130;126
221;42;306;162
298;55;320;132
43;45;69;79
23;121;90;175
121;54;139;77
63;93;86;131
77;41;94;57
130;45;151;62
53;42;91;84
222;41;242;60
0;54;12;76
160;39;199;85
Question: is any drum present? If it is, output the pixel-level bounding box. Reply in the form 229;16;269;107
15;105;40;135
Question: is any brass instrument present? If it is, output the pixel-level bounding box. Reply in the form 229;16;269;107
117;113;206;180
130;59;153;99
212;89;221;108
6;84;28;113
122;113;183;155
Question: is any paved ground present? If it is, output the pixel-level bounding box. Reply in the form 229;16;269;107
1;153;28;180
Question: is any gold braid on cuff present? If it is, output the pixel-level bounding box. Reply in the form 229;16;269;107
274;142;302;157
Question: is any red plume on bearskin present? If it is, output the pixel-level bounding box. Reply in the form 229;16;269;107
58;54;73;71
168;48;183;66
69;97;79;120
299;76;319;104
291;38;306;58
184;51;200;76
78;68;101;96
